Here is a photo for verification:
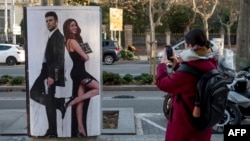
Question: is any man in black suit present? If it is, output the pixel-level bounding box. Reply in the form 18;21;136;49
30;11;65;137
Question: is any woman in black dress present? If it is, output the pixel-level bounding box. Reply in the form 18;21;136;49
63;18;99;137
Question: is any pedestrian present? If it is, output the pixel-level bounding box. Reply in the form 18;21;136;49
156;28;217;141
63;18;99;137
29;11;66;137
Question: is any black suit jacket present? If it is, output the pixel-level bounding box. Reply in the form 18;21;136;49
45;29;65;86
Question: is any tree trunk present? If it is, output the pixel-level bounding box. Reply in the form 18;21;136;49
53;0;63;6
41;0;48;6
236;0;250;70
226;25;231;49
203;17;209;38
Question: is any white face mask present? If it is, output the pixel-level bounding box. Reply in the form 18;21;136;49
179;48;213;62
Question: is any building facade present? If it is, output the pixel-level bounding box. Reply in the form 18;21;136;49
0;0;42;43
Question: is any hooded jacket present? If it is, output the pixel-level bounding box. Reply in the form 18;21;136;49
156;48;217;141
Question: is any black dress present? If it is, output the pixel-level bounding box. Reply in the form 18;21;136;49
68;51;96;137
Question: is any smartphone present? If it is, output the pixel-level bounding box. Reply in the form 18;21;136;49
166;45;173;62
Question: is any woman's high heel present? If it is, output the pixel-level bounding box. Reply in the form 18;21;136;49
77;131;86;137
65;96;74;107
77;132;85;137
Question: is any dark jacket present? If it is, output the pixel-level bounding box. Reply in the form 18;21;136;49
156;58;217;141
44;29;65;86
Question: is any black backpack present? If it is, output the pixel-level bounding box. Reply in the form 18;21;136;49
177;63;229;130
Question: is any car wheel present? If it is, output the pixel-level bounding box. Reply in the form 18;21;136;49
104;55;114;65
6;56;17;66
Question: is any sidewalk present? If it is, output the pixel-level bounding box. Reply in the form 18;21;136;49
0;110;223;141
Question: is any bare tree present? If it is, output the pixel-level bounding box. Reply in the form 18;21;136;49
53;0;64;5
217;0;239;49
41;0;65;6
192;0;218;38
182;1;197;33
148;0;175;81
41;0;48;5
236;0;250;70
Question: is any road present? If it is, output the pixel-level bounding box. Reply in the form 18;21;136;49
0;91;166;113
0;63;150;77
102;63;151;76
0;64;25;77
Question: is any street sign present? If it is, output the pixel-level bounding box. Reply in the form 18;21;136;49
13;25;21;35
110;8;123;31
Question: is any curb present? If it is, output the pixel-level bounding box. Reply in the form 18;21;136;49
0;86;26;92
103;85;159;91
116;60;150;64
0;85;159;92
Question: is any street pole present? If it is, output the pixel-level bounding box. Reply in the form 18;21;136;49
12;0;16;44
116;0;122;47
149;0;152;75
4;0;8;43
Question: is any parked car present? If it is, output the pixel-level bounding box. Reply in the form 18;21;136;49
0;44;25;65
156;40;219;61
102;39;121;65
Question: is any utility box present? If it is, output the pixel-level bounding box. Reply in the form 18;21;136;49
24;6;101;138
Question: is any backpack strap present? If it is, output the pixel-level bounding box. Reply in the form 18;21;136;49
202;69;219;79
177;63;203;78
176;94;193;119
177;63;204;106
176;64;204;119
196;69;219;102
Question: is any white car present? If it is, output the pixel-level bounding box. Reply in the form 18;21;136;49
0;44;25;65
156;40;219;61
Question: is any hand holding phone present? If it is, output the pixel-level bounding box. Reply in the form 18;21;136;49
166;45;173;62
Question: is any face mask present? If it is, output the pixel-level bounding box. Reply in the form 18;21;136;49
180;48;213;62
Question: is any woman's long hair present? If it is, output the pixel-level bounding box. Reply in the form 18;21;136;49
63;18;83;43
185;29;210;48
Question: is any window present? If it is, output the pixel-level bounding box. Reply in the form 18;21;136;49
0;45;11;51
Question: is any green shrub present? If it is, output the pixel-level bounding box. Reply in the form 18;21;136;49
103;71;154;85
10;76;25;85
120;49;134;60
126;51;134;60
0;72;154;86
123;74;134;83
102;71;109;82
1;75;13;80
0;78;9;84
134;73;153;85
103;71;123;85
120;50;126;59
0;75;13;85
